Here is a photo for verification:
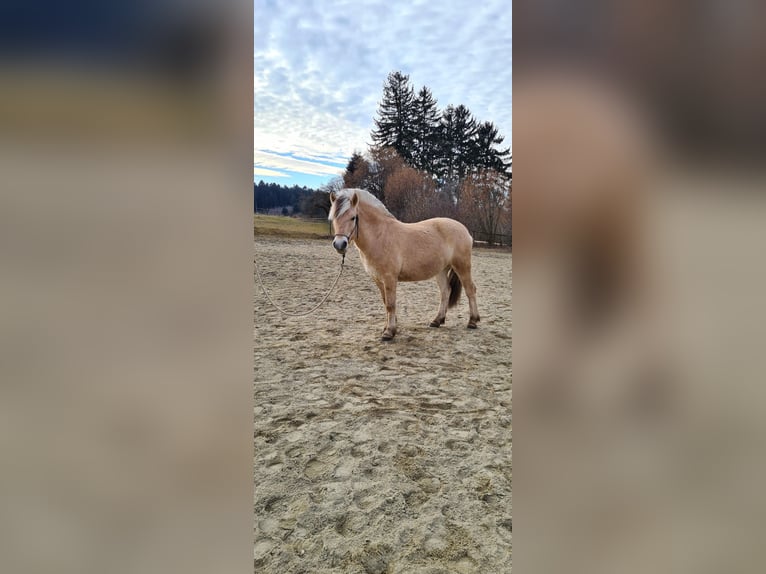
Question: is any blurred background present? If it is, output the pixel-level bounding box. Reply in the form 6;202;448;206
4;1;766;572
514;1;766;573
0;2;253;573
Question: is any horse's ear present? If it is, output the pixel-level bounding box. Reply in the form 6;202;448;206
329;191;336;203
351;192;359;207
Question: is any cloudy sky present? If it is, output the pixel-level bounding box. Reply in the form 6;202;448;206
254;0;512;189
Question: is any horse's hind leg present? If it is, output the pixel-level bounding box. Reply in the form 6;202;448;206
465;278;480;328
453;261;480;329
430;269;450;327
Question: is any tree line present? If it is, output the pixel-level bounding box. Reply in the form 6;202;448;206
254;180;314;214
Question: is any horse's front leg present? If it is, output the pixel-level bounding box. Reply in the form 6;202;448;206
381;279;398;341
373;279;388;334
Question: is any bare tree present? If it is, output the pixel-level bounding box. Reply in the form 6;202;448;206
458;169;511;244
365;146;407;202
499;181;512;241
300;177;344;217
384;165;439;222
322;176;345;194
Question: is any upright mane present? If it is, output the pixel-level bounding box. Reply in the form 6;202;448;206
328;188;394;221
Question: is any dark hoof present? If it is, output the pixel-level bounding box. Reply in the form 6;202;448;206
467;322;478;329
429;321;441;328
381;334;394;341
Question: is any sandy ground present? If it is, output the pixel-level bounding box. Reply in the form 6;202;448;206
254;236;512;573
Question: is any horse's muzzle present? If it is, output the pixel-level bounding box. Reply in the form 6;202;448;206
332;237;348;253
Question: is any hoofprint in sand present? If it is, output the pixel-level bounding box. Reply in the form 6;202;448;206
255;236;511;573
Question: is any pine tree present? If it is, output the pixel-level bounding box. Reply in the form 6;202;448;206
475;121;512;176
366;72;511;210
371;71;416;162
411;86;441;173
436;105;458;184
436;104;478;189
452;105;479;180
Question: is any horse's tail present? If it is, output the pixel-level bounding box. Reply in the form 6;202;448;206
447;268;462;308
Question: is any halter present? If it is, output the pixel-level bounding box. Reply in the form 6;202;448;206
333;214;359;252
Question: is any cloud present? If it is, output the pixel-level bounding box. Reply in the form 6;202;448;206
254;167;290;178
254;0;512;178
254;151;345;178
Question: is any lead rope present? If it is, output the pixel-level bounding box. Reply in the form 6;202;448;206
254;252;345;317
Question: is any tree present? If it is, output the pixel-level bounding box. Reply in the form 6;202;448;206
435;104;477;194
363;71;511;217
475;121;512;176
370;71;416;162
342;151;371;189
254;181;313;213
452;104;479;180
435;105;458;185
321;176;345;195
365;146;407;203
458;169;511;245
436;104;477;204
411;86;441;173
298;177;343;217
384;165;439;222
499;180;512;242
299;192;330;217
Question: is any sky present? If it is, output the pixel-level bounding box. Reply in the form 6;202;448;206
254;0;512;190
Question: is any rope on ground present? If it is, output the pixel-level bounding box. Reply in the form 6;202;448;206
254;254;345;317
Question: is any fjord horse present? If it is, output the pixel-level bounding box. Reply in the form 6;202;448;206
329;188;479;341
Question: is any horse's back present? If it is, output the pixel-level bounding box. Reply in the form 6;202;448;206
410;217;472;245
408;217;473;264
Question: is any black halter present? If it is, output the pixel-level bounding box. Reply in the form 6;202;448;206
334;214;359;246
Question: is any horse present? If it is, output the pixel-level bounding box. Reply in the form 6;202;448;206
328;188;479;341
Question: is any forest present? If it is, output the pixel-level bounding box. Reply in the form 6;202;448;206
253;181;314;214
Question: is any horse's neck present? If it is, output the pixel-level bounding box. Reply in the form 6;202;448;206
356;203;393;254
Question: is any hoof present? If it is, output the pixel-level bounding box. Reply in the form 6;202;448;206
429;321;441;328
467;322;478;329
381;334;394;341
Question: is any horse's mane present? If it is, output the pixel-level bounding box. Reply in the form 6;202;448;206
328;188;394;221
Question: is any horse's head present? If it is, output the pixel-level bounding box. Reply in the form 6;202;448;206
329;190;359;254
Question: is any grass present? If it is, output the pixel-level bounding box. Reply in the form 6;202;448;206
254;214;332;239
